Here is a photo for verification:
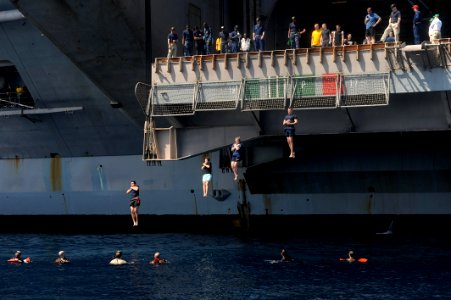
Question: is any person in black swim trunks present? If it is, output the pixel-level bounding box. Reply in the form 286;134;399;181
126;180;140;226
282;107;298;158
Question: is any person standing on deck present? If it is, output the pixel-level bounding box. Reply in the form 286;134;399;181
428;14;442;44
167;26;178;58
364;7;382;44
203;22;213;55
182;25;194;56
412;5;423;45
126;180;140;227
253;17;266;51
288;16;306;49
380;3;401;43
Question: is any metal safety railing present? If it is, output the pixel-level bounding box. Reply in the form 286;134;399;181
143;72;390;117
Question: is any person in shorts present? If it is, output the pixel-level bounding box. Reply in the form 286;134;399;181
201;157;212;197
283;107;299;158
364;7;382;44
231;137;241;180
126;180;140;227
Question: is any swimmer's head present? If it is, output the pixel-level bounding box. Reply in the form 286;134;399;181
58;250;65;256
15;251;21;257
115;250;122;258
154;252;160;258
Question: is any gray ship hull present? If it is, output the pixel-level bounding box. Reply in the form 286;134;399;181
1;0;451;234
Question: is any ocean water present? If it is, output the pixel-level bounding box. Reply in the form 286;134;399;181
0;233;450;300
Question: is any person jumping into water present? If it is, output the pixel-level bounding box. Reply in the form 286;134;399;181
231;137;242;181
282;107;298;158
126;180;140;227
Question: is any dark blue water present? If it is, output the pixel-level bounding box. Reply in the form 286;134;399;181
1;233;450;299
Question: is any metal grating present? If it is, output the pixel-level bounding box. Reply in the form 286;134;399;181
290;74;339;109
341;73;390;107
196;81;241;111
134;82;152;115
242;77;287;111
151;83;196;116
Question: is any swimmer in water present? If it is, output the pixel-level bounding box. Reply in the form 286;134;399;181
340;250;368;263
346;250;356;263
150;252;168;265
281;249;294;262
7;250;31;263
109;250;128;265
54;250;70;264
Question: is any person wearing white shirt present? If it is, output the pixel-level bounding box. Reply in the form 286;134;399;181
240;33;251;52
429;14;442;43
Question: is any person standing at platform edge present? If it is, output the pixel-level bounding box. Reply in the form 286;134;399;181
412;5;423;45
182;25;194;56
167;26;178;58
283;107;298;159
288;16;306;49
203;22;213;55
253;17;266;51
364;7;381;44
126;180;140;227
229;25;241;53
429;14;442;44
231;137;242;180
380;4;401;43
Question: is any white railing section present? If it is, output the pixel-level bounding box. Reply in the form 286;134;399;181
290;74;340;110
147;73;390;117
340;73;390;107
196;80;242;111
242;77;288;111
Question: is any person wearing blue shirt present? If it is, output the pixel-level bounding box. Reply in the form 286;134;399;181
193;26;205;55
182;25;194;56
203;22;213;55
229;25;241;53
288;16;306;49
364;7;382;44
218;26;229;53
167;27;178;58
412;5;422;44
282;107;299;159
253;17;266;51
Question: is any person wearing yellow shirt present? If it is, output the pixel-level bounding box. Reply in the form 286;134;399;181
311;23;322;47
